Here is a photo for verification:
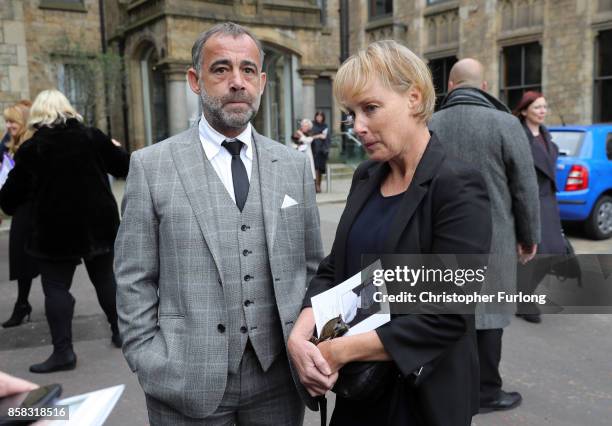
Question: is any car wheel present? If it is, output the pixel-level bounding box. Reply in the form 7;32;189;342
585;195;612;240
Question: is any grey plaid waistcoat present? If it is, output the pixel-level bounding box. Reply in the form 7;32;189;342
201;143;283;373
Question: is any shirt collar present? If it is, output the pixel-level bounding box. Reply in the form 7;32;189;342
198;113;253;160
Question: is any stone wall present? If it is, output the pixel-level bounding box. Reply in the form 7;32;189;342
0;0;29;134
23;0;105;127
345;0;612;125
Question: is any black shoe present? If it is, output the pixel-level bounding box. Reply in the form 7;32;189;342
516;313;542;323
479;390;522;413
30;350;77;374
2;302;32;328
111;331;122;348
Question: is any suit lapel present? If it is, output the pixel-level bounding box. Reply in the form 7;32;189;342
170;128;224;274
253;129;284;255
383;135;445;252
333;162;385;281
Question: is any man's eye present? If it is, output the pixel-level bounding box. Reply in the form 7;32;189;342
244;67;256;74
213;68;228;74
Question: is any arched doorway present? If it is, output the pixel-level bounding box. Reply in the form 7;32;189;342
139;45;168;145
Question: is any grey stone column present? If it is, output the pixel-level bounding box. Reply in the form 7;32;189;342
164;64;190;136
299;71;318;121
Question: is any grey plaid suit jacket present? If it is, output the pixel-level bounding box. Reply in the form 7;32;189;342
114;126;324;418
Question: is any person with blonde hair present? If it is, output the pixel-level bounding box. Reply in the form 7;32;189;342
1;101;40;328
0;89;129;373
288;40;491;425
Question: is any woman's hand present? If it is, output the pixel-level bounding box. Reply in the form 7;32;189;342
317;331;391;374
317;339;346;373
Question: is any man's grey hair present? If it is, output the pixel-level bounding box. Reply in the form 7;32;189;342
191;22;265;74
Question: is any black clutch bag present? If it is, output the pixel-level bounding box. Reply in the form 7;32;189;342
550;234;582;285
332;361;395;400
311;317;427;401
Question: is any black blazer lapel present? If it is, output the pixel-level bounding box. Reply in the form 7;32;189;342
383;135;445;252
333;161;387;281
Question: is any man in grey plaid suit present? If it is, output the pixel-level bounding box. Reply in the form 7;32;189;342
114;22;325;425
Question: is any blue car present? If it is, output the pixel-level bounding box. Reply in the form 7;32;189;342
551;124;612;240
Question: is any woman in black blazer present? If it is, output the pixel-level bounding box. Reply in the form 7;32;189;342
287;41;492;425
513;91;565;323
0;89;129;373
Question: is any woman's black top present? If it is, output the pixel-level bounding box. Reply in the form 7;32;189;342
345;190;404;277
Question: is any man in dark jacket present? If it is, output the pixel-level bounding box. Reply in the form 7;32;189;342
429;58;540;413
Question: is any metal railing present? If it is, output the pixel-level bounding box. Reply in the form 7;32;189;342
325;132;366;192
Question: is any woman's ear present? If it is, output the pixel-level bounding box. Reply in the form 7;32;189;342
407;87;422;112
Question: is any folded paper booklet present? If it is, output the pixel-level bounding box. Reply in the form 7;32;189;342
52;384;124;426
311;259;391;339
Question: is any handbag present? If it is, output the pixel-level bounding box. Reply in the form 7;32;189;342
549;233;582;286
311;317;427;401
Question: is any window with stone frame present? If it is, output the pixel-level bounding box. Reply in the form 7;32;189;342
429;56;457;110
499;42;542;111
594;30;612;123
58;63;96;125
39;0;86;12
599;0;612;12
369;0;393;20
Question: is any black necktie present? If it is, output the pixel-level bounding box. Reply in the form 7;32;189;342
222;139;249;211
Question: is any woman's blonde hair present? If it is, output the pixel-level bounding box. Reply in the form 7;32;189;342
333;40;435;123
3;103;30;154
27;89;82;130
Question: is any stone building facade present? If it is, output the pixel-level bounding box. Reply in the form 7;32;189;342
1;0;108;134
1;0;341;150
104;0;341;150
347;0;612;124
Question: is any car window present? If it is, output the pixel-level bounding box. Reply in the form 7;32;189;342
607;133;612;160
550;131;584;157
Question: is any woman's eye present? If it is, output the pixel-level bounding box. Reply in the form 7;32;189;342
364;105;378;113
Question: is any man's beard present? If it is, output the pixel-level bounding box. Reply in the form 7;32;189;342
200;87;260;132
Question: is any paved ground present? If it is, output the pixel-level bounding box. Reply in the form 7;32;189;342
0;178;611;425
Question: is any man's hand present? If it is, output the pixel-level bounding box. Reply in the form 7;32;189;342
287;336;337;396
517;243;538;264
0;371;38;398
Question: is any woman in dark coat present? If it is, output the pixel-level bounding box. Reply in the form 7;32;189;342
287;41;492;426
0;89;130;373
311;111;331;193
1;101;39;328
513;91;565;323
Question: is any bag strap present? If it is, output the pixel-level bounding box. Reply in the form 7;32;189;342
317;395;327;426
